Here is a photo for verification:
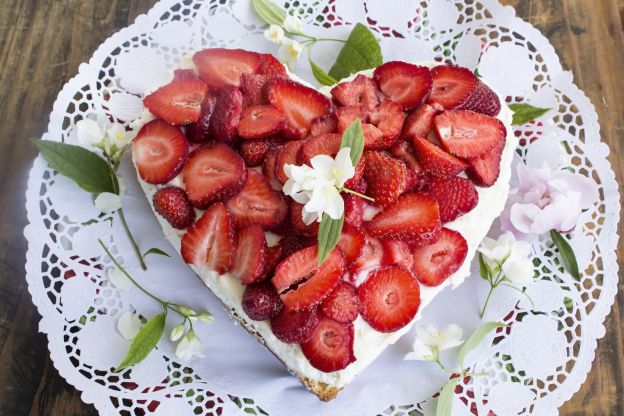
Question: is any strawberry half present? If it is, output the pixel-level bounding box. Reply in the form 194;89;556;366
363;151;408;207
350;235;385;276
193;48;261;89
239;137;282;167
466;134;506;187
240;73;271;107
366;99;406;149
337;224;366;264
270;307;320;344
153;186;195;229
382;240;414;272
182;143;247;208
290;201;320;236
144;78;208;125
242;281;283;321
331;74;381;111
310;113;338;137
373;61;432;110
173;69;200;82
301;316;355;372
209;85;243;144
230;225;267;285
434;110;505;159
275;140;305;183
227;169;288;228
132;120;189;184
320;282;359;323
238;104;286;139
357;266;421;332
186;95;216;143
181;203;234;274
263;146;283;189
401;104;440;141
344;194;364;228
278;235;316;259
272;246;345;310
300;133;342;164
412;228;467;286
428;176;479;223
412;136;468;179
258;53;287;76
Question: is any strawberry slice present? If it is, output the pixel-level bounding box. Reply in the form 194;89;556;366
357;266;420;332
321;282;359;323
181;203;234;274
238;105;286;139
272;246;345;310
466;134;506;187
258;53;287;76
366;99;406;149
193;48;261;89
132;120;189;184
428;176;479;223
186;95;216;143
263;145;283;189
173;69;200;82
240;137;282;167
434;110;505;158
144;78;208;125
182;143;247;208
401;104;440;141
240;73;271;107
412;228;467;286
344;194;364;228
300;133;342;164
412;136;468;179
363;151;407;207
242;281;283;321
266;78;331;140
429;65;500;115
335;105;366;133
365;193;441;245
230;225;267;285
350;235;385;276
310;114;338;137
290;201;320;236
337;225;366;264
153;186;195;229
278;235;316;259
275;140;305;183
390;140;422;173
331;74;380;111
404;168;428;194
456;80;501;116
270;307;320;344
262;245;284;279
382;240;414;271
209;85;243;144
301;316;355;372
373;62;432;110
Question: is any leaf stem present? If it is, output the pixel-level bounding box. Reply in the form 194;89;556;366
118;207;147;271
342;187;375;202
479;284;496;319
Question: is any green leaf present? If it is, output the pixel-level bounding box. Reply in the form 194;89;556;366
116;312;166;371
436;377;461;416
550;230;580;280
508;103;551;125
309;59;337;86
252;0;286;26
143;248;171;259
478;253;489;281
32;139;117;194
328;23;383;81
317;213;344;265
340;119;365;166
458;321;505;368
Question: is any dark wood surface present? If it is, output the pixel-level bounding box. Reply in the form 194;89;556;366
0;0;621;414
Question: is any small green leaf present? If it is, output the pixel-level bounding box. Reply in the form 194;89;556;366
473;67;482;78
478;253;489;281
436;377;461;416
328;23;383;81
550;230;580;280
309;59;337;86
116;312;166;371
143;248;171;259
252;0;286;26
317;213;344;264
340;119;365;166
458;321;505;368
508;103;551;125
32;139;117;194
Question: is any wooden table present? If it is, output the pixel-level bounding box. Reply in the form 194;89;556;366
0;0;621;414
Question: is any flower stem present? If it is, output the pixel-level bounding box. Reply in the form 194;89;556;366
118;207;147;271
342;187;375;202
479;284;497;319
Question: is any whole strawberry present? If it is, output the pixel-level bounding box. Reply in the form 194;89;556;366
153;186;195;229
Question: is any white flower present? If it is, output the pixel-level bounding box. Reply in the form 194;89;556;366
404;324;464;361
94;192;122;214
76;119;105;147
277;38;304;68
175;330;205;360
117;311;142;340
196;313;214;324
107;267;132;291
479;232;534;287
170;323;186;342
106;123;133;149
283;15;303;34
264;24;284;43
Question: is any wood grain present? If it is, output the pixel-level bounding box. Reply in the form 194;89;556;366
0;0;621;414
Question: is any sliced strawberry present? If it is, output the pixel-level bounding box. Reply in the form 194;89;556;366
363;151;407;207
358;266;420;332
434;110;504;158
301;316;355;372
466;135;505;187
428;176;479;223
209;85;243;144
240;73;271;107
401;104;439;141
153;186;195;229
382;240;414;271
344;159;365;190
270;307;320;344
412;228;467;286
429;65;500;115
366;99;406;149
456;80;501;116
278;235;316;259
350;235;385;276
193;48;261;89
404;168;428;194
390;140;422;172
266;78;331;140
186;95;216;143
290;201;320;236
344;194;364;228
182;143;247;208
300;133;342;163
263;245;284;278
320;282;359;324
258;53;287;76
227;169;288;228
373;62;432;110
412;136;468;179
337;225;366;264
360;124;385;150
239;137;282;167
242;281;283;321
335;105;366;134
310;113;338;137
173;69;200;82
230;225;267;285
132;120;189;184
263;145;283;189
331;74;380;110
144;78;208;125
181;203;234;274
275;140;305;183
272;246;345;310
238;105;286;139
365;193;441;245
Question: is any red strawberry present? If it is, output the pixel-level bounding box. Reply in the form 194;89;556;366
263;145;283;189
300;133;342;163
278;235;316;259
181;203;234;274
456;80;501;116
412;228;467;286
404;168;427;194
337;225;366;264
363;151;408;207
344;194;364;228
240;73;271;107
320;282;359;323
270;307;320;344
193;48;261;89
434;110;505;158
466;134;506;187
382;240;414;271
227;169;288;228
153;186;195;229
240;137;282;167
275;140;305;183
144;78;208;125
428;176;479;223
401;104;439;141
365;193;441;245
242;281;283;321
186;95;216;143
344;159;365;190
182;143;247;208
335;105;366;134
331;74;380;110
301;316;355;372
373;62;432;110
209;86;243;144
390;140;422;172
310;113;338;137
357;266;421;332
230;225;267;285
258;54;287;76
290;201;320;236
263;245;284;278
173;69;200;82
272;246;345;310
266;78;331;140
350;235;384;276
132;120;189;184
412;136;468;179
366;99;406;149
238;105;286;139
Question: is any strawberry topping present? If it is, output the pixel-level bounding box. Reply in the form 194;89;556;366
275;140;305;183
412;136;468;179
239;137;283;167
270;307;320;344
193;48;261;89
412;228;467;286
382;240;414;271
401;104;440;141
240;73;271;107
300;133;342;164
186;95;216;143
258;53;287;76
230;225;267;285
363;151;407;207
350;235;385;276
144;78;208;125
310;113;338;137
429;65;500;115
153;186;195;229
366;99;406;149
238;105;286;139
301;316;355;372
434;110;505;158
209;85;243;144
337;224;366;264
320;282;359;324
242;281;283;321
331;74;381;110
344;194;364;228
428;176;479;223
290;201;320;236
373;62;432;110
466;134;506;187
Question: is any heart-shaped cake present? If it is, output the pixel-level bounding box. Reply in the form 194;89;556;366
130;48;516;401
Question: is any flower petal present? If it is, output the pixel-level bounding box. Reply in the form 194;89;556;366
107;267;132;291
94;192;122;214
117;311;142;340
175;331;205;360
76;119;104;146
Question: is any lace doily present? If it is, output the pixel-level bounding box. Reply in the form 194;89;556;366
24;1;620;415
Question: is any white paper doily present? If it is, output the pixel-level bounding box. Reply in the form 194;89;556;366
24;1;620;415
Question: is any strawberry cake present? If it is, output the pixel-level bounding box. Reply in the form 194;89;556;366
129;48;516;401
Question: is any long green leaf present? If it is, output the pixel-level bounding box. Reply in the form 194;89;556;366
436;378;461;416
116;312;166;371
317;214;344;264
458;321;505;368
252;0;286;26
508;103;550;125
328;23;383;81
33;139;117;194
550;230;580;280
309;59;337;86
340;119;365;166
